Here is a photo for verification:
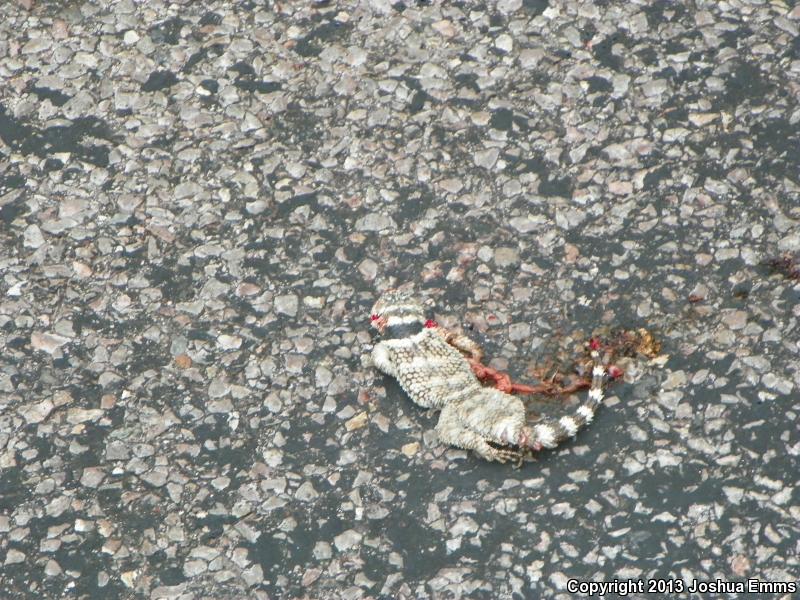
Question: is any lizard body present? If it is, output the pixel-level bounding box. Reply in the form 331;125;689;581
369;290;605;463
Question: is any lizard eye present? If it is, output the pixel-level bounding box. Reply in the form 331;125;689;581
370;314;379;321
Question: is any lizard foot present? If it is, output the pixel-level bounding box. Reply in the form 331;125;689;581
483;444;523;465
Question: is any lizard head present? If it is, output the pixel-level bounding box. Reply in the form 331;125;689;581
369;289;426;334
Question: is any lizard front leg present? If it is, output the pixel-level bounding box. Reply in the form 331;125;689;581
371;342;396;377
434;327;484;362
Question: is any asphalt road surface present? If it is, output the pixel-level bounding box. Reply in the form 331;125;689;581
1;1;798;599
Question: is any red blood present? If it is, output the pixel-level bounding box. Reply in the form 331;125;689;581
370;314;379;321
589;337;602;351
608;365;624;379
424;319;438;329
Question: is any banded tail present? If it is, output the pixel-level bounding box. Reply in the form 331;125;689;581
523;353;606;450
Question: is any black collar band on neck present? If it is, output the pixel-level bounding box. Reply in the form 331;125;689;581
384;321;424;340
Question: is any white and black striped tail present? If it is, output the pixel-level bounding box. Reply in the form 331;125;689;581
529;353;605;449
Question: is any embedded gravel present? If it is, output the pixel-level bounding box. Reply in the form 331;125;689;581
1;1;799;599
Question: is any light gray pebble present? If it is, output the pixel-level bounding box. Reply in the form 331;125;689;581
141;468;168;487
274;294;299;317
355;213;396;232
493;247;519;267
313;541;332;560
473;148;500;169
242;564;264;587
18;399;54;424
80;467;106;488
333;529;362;552
4;549;26;565
208;380;231;399
105;440;130;461
183;560;207;577
44;559;62;577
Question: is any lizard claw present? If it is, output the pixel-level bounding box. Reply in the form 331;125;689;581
486;446;523;464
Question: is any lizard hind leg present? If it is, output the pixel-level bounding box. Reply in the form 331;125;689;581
480;442;523;465
436;402;522;464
